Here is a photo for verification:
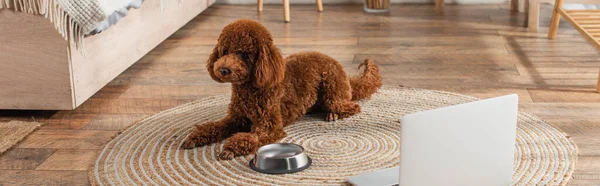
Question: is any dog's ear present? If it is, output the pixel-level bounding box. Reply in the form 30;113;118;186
206;46;223;82
254;41;285;88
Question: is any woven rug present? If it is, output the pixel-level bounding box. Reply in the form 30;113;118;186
90;87;578;186
0;121;42;154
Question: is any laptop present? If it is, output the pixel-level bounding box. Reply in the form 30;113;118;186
347;94;518;186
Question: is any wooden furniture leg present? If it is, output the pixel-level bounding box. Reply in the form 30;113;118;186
548;0;563;39
263;0;320;22
597;72;600;93
283;0;290;22
435;0;444;14
257;0;263;11
316;0;323;12
528;0;540;32
510;0;520;12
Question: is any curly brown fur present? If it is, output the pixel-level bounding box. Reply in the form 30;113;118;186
182;19;382;159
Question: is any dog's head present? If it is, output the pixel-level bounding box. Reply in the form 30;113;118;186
206;19;285;88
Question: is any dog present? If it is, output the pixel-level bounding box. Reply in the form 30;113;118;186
182;19;382;160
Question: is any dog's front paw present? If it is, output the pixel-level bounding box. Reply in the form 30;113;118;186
218;133;260;160
181;136;202;149
219;150;236;160
181;122;219;149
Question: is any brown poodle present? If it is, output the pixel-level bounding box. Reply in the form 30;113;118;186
182;19;382;160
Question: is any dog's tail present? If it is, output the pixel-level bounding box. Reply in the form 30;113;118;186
349;58;382;101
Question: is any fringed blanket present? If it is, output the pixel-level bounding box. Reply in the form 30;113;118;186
0;0;134;50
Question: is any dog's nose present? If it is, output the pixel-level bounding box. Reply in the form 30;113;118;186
219;68;231;76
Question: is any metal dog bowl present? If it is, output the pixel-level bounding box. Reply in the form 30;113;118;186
249;143;312;174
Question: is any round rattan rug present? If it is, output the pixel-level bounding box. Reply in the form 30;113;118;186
91;87;577;186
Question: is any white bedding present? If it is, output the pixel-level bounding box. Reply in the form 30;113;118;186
91;0;144;35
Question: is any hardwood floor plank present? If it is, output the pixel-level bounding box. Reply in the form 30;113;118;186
440;88;533;102
528;88;600;102
569;179;600;186
353;54;523;65
41;112;97;130
72;98;195;114
36;149;98;171
127;62;206;74
15;130;117;150
137;54;207;64
110;73;216;86
519;103;600;157
516;67;599;79
542;118;600;156
573;156;600;180
375;63;519;78
0;149;56;170
393;79;598;90
83;114;148;130
522;56;600;64
507;50;600;56
358;36;507;46
505;43;599;52
94;85;230;99
0;170;89;186
520;103;600;120
503;36;587;43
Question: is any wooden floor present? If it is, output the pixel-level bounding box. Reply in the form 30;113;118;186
1;4;600;185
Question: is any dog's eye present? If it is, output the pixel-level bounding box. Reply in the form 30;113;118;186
240;53;249;61
223;50;229;55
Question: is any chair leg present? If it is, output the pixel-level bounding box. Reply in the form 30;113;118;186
596;71;600;93
510;0;519;12
527;0;540;32
257;0;263;12
435;0;444;15
316;0;323;12
283;0;290;22
548;0;563;39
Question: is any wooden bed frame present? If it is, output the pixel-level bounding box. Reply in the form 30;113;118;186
0;0;214;110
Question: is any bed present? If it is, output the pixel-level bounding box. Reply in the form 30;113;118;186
0;0;215;110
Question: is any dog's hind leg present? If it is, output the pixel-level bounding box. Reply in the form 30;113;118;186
325;101;361;121
319;72;361;121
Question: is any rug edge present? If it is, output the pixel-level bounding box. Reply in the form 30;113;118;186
0;120;42;155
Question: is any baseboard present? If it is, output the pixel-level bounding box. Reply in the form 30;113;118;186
217;0;507;5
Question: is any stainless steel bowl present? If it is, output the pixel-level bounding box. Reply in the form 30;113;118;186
249;143;312;174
